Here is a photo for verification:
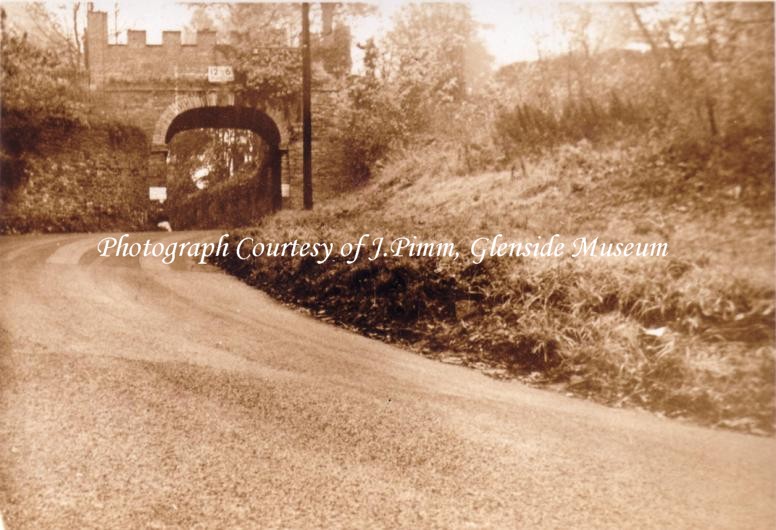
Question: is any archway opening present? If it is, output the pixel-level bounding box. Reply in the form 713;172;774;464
159;106;283;228
165;106;282;148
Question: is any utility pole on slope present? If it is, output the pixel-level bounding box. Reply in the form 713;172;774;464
301;2;313;209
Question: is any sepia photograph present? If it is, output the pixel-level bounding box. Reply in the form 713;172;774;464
0;0;774;527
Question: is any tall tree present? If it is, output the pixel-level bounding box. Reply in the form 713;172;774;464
383;4;492;128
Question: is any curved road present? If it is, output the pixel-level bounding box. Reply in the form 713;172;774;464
1;232;774;529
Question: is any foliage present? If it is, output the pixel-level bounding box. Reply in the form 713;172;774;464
325;3;772;185
185;3;301;106
166;159;273;229
167;129;266;188
493;3;774;156
1;13;90;218
384;4;487;99
1;32;85;137
0;122;150;233
333;39;404;185
494;57;651;156
330;4;494;185
382;3;492;131
0;5;85;123
165;129;270;229
186;4;362;105
626;3;774;140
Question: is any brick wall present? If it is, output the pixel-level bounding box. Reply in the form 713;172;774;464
85;11;223;89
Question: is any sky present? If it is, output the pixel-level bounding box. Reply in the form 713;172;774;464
75;0;567;66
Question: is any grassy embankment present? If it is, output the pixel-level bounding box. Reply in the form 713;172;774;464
213;133;775;435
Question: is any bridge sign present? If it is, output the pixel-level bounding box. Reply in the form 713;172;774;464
149;186;167;202
208;66;234;83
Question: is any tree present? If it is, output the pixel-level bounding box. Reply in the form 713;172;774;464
167;129;267;201
185;3;301;106
1;6;86;125
382;4;492;131
625;2;774;140
335;37;404;184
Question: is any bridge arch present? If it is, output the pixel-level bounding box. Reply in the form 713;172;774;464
152;95;289;148
152;98;285;210
164;107;282;147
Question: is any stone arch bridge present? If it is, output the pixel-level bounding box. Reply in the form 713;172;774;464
85;7;303;211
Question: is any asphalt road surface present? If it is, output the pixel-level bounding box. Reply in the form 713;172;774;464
1;232;774;529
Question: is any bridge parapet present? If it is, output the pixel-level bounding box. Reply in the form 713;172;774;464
86;10;224;89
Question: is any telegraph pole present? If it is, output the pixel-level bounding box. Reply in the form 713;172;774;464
301;2;313;209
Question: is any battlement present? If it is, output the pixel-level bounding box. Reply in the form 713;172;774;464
86;9;227;89
87;10;218;51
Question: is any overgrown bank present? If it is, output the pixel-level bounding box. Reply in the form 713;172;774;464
213;136;775;435
0;116;152;233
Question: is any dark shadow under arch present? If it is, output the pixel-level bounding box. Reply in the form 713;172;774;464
165;106;282;147
165;106;282;210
